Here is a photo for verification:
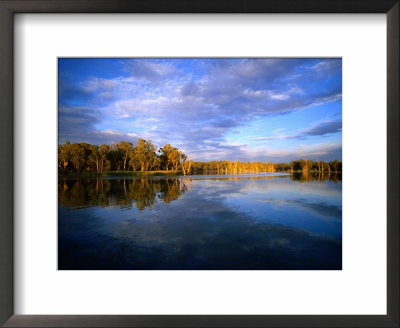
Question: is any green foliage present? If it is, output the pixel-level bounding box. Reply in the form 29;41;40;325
135;139;157;171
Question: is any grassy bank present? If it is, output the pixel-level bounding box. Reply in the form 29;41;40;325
59;169;342;180
59;170;183;178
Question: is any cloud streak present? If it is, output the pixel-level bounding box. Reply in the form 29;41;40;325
254;120;342;141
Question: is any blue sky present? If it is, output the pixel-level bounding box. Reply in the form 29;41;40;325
58;58;342;162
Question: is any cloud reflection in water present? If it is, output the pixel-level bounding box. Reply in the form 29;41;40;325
58;174;342;270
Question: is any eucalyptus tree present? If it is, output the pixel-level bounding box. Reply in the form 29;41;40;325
88;145;100;172
113;141;134;172
99;144;111;172
135;138;157;172
58;140;72;171
170;149;180;171
180;152;193;176
160;144;173;170
70;143;86;172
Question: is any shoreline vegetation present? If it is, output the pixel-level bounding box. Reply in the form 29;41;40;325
59;140;342;177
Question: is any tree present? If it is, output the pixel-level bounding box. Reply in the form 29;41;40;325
169;147;180;171
70;143;86;172
180;152;193;176
113;141;134;172
129;151;139;172
160;144;173;170
99;144;111;172
290;160;301;172
329;160;339;174
151;156;161;171
135;139;157;172
58;141;72;171
88;145;100;172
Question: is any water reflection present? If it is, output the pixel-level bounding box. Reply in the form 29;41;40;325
290;172;342;183
59;178;188;211
58;174;342;270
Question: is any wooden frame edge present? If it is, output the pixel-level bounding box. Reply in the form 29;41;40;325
0;1;398;327
0;0;14;327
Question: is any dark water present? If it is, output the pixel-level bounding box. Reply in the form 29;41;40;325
58;173;342;270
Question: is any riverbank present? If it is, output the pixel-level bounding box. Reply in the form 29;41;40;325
59;169;342;178
59;170;183;178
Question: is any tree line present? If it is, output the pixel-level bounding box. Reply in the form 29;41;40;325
58;139;193;174
58;140;342;175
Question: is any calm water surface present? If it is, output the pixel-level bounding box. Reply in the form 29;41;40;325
58;173;342;270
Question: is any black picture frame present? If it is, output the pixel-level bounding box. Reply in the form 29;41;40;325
0;1;398;327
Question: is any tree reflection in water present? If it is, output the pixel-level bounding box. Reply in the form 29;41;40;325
58;177;188;211
59;173;342;211
290;172;342;183
58;173;342;270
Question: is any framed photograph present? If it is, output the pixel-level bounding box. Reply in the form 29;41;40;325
0;1;398;327
57;57;343;271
